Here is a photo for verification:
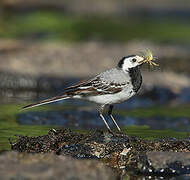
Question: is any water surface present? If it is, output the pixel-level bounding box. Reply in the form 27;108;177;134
1;101;189;151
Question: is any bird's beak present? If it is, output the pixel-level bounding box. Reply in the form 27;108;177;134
138;55;149;65
138;57;146;65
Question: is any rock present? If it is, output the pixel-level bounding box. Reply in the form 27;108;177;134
11;129;130;156
138;152;190;175
0;71;79;103
2;0;190;17
179;87;190;104
0;151;118;180
1;70;190;105
0;40;190;78
140;86;177;104
10;128;190;177
0;40;190;103
0;40;190;104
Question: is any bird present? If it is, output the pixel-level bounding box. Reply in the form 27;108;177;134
22;52;157;132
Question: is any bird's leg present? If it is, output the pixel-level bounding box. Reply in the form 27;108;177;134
108;105;121;132
99;105;112;133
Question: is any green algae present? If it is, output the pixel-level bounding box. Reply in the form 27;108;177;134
122;125;189;140
0;104;189;150
1;11;190;43
118;105;190;118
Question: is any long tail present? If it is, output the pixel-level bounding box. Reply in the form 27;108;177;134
22;95;70;110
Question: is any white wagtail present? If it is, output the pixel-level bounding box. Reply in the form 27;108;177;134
23;50;158;132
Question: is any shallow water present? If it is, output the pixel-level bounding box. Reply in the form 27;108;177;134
14;86;190;133
0;100;190;151
18;109;190;132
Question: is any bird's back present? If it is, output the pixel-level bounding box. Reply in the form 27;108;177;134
98;68;131;84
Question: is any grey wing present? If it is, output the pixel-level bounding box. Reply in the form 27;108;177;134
64;69;129;96
88;76;126;94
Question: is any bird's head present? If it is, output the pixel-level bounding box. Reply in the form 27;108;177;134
117;50;158;72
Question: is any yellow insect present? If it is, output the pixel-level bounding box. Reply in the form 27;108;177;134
141;49;159;66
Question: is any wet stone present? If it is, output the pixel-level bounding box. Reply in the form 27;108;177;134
138;152;190;176
10;129;190;178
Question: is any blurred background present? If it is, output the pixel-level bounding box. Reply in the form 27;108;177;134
0;0;190;146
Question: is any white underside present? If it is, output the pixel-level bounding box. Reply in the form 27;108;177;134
74;88;136;105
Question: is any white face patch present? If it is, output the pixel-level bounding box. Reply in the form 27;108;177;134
122;55;144;72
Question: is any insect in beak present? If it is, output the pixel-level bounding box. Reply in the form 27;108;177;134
139;49;159;66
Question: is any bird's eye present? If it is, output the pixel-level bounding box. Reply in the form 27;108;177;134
132;58;136;62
